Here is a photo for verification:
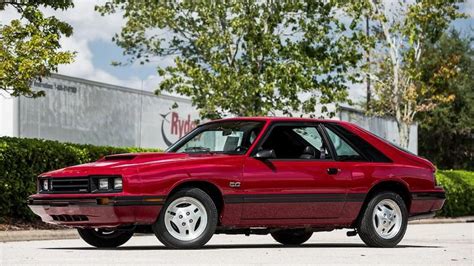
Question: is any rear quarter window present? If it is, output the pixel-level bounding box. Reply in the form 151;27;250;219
324;123;392;163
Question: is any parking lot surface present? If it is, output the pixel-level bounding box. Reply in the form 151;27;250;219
0;223;472;265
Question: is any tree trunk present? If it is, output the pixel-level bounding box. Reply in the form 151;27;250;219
397;121;410;149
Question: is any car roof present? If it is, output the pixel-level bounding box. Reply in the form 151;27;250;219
203;116;345;125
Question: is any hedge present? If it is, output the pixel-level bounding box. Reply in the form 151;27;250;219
435;170;474;217
0;137;160;222
0;136;472;223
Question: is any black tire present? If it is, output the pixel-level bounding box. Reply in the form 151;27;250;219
77;228;133;248
271;229;313;245
357;191;408;248
153;188;218;249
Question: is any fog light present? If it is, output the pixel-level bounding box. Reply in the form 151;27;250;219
113;177;122;190
42;179;48;191
98;178;109;190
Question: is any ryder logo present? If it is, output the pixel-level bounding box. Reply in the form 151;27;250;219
171;112;196;138
160;112;197;147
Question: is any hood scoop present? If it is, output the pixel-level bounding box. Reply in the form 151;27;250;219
103;154;137;161
100;152;188;162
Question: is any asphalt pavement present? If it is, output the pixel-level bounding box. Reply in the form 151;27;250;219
0;223;472;265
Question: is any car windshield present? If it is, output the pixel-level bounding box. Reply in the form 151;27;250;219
167;121;265;154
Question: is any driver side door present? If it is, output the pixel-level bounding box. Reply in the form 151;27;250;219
240;122;351;223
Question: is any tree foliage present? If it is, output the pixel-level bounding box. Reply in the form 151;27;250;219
0;0;75;98
98;1;369;119
418;30;473;170
364;0;465;148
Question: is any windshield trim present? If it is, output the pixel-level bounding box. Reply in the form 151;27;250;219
166;119;267;155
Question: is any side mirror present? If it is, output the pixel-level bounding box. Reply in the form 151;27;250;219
254;149;276;160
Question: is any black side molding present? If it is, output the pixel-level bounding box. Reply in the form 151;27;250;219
411;192;446;201
224;193;366;204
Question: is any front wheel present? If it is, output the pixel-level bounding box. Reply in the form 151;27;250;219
77;228;133;248
271;229;313;245
357;191;408;247
153;188;218;249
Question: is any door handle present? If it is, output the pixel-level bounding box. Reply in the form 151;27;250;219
327;168;339;175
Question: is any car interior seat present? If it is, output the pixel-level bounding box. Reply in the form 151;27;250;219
300;146;318;159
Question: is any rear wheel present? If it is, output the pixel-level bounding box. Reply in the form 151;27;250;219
357;191;408;247
271;229;313;245
77;228;133;248
153;188;218;249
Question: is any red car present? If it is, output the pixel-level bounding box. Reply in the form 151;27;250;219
28;117;445;249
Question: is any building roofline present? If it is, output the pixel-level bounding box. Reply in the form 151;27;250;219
50;73;192;104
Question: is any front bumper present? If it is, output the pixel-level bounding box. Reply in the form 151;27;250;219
28;195;165;228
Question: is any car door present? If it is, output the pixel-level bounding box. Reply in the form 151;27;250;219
240;122;352;221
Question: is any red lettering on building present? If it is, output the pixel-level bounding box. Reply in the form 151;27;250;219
170;112;197;138
171;112;179;135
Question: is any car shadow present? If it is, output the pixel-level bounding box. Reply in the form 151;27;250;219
43;243;441;251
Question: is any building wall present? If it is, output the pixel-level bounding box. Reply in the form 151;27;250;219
0;91;18;137
17;74;199;149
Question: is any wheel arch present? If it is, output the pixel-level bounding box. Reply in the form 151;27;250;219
354;179;411;227
166;180;224;218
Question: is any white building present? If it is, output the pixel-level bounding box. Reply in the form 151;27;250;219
0;74;417;153
0;74;199;149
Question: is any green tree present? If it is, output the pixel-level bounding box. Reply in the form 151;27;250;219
0;0;75;98
365;0;465;148
418;30;473;170
97;1;368;119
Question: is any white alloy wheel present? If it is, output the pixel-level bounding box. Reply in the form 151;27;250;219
164;196;208;241
372;199;403;239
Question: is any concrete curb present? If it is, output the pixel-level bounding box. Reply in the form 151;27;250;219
409;216;474;224
0;229;78;242
1;216;472;243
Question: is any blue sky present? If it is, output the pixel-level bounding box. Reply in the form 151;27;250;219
2;1;473;100
89;40;158;85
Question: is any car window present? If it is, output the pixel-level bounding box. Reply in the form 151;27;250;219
292;127;323;148
324;123;392;163
170;121;264;154
324;126;365;161
260;125;330;160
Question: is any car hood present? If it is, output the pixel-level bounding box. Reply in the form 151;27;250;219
41;152;235;177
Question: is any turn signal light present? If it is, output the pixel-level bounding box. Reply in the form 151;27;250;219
97;198;110;205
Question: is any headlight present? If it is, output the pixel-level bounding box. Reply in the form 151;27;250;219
91;176;123;192
42;179;48;191
113;177;122;190
98;178;109;190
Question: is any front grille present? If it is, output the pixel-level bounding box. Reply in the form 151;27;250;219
50;178;90;193
39;176;122;194
51;214;89;222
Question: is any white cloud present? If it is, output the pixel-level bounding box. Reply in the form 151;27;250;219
41;1;137;87
125;75;163;92
460;2;474;17
46;1;180;93
43;1;124;42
